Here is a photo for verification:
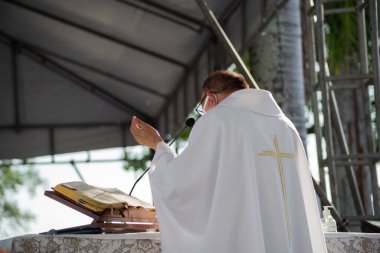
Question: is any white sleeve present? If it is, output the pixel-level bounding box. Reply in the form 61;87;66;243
149;141;177;176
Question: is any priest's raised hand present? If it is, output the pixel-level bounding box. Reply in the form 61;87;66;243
130;116;163;150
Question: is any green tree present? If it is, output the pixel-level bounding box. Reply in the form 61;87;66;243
0;161;44;238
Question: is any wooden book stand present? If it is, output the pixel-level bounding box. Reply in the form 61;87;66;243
44;190;159;234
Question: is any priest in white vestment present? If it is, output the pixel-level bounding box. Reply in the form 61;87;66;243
130;70;327;253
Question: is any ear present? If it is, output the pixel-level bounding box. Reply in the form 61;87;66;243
207;92;217;105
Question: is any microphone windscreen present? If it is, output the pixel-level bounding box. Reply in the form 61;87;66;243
186;118;196;128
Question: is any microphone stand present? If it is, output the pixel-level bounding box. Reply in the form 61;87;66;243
129;119;195;196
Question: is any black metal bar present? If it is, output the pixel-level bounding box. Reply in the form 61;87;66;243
194;0;259;89
3;0;187;68
121;125;127;148
207;45;212;73
344;215;380;221
11;42;20;130
70;161;86;182
49;127;55;156
194;66;200;100
326;74;373;82
183;79;188;119
241;0;247;50
324;7;356;15
335;160;375;166
116;0;205;33
164;107;169;137
219;0;243;22
329;83;362;90
321;0;347;3
123;0;205;28
0;122;129;130
5;158;131;166
173;93;179;126
333;153;380;160
313;178;350;231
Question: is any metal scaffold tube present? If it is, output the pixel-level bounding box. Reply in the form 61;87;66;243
357;0;380;215
314;0;340;210
306;0;368;217
193;0;260;90
369;0;380;159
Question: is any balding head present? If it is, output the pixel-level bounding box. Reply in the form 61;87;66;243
202;70;250;96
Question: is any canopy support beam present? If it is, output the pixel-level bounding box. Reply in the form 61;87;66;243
0;33;166;98
3;0;187;68
116;0;206;33
0;33;153;123
29;42;167;99
11;42;21;131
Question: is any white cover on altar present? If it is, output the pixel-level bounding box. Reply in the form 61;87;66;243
149;89;327;253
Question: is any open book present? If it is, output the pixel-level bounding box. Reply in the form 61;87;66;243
53;181;154;213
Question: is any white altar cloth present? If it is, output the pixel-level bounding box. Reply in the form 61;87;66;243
1;232;380;252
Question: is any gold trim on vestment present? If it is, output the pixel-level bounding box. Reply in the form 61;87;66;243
258;135;296;245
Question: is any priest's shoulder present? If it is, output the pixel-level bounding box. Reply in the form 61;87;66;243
193;109;224;130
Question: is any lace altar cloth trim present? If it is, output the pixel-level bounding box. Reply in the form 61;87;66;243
2;232;380;252
325;232;380;253
5;233;161;253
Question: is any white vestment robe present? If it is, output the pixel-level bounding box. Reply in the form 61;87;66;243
149;89;327;253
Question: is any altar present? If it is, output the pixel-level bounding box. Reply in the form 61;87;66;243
1;232;380;252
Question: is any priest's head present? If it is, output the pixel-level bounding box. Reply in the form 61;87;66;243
197;70;250;114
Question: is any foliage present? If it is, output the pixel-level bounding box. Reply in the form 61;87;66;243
324;1;363;74
123;147;152;172
0;161;44;238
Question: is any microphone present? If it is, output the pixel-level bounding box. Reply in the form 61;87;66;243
129;118;196;196
168;118;195;145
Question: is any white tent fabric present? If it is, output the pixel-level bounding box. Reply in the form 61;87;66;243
0;0;287;159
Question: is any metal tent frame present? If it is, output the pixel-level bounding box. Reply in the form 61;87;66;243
0;0;288;160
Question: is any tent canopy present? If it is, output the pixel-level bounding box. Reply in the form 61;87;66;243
0;0;286;159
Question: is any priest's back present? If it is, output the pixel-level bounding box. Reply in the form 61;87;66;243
149;89;327;253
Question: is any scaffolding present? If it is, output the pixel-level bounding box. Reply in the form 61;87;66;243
304;0;380;230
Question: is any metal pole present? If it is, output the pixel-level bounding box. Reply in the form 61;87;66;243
369;0;380;156
357;0;380;215
315;0;339;209
194;0;260;89
304;0;326;192
11;42;21;130
70;161;86;182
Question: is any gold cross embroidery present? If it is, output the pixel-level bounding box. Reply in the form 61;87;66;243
258;135;296;244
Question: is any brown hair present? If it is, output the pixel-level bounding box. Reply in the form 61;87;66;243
202;70;250;95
